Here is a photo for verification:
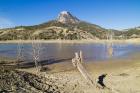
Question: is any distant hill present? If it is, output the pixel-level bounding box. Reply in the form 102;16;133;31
0;11;138;40
123;27;140;38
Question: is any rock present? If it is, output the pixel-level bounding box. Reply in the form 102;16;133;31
57;11;80;24
0;66;63;93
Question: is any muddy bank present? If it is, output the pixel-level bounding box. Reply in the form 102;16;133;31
0;66;64;93
1;56;140;93
18;59;140;93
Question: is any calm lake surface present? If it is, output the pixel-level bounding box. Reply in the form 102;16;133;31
0;43;140;62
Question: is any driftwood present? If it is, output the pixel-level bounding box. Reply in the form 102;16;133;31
72;51;120;93
72;51;95;86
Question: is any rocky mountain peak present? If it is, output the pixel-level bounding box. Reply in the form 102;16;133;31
57;11;80;24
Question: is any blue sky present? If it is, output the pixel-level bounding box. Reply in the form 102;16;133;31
0;0;140;30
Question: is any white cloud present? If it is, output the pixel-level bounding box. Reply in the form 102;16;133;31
0;17;15;28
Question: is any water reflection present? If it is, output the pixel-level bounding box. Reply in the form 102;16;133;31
0;43;140;62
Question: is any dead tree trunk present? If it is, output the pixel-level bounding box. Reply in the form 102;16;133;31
106;30;114;57
79;50;83;63
72;51;120;93
31;39;41;73
107;43;113;57
72;51;95;86
16;36;23;67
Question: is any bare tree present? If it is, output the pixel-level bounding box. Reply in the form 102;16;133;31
16;27;24;67
16;35;24;65
106;30;114;57
31;37;42;73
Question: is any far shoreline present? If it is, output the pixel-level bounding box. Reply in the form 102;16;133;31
0;39;140;44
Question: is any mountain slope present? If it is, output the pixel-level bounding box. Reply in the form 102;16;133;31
57;11;80;24
123;27;140;37
0;11;119;40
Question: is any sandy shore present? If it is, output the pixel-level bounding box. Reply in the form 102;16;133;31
1;58;140;93
0;39;140;44
17;58;140;93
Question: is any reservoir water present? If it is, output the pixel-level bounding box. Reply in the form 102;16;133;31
0;43;140;62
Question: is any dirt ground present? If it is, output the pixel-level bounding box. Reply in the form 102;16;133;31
16;57;140;93
1;50;140;93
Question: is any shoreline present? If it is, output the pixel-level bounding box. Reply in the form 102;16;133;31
17;58;140;93
0;39;140;44
1;52;140;93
